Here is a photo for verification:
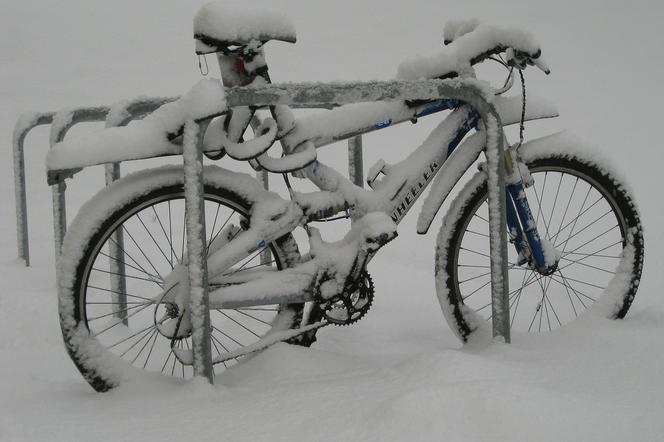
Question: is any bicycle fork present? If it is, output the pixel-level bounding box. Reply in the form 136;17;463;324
503;149;560;275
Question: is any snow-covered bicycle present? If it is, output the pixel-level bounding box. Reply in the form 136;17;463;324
49;4;643;391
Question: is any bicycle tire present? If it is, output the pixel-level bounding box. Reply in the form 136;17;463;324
436;145;644;342
59;166;318;392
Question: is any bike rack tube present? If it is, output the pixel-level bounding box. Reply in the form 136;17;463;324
183;119;214;383
12;78;510;387
13;112;55;266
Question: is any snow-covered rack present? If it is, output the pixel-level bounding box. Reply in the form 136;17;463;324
12;78;512;383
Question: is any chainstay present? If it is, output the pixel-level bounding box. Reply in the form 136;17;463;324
211;320;329;365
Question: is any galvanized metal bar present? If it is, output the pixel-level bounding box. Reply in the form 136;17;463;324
45;100;172;260
50;181;67;262
249;115;272;266
225;79;493;108
13;112;55;266
104;105;128;323
49;107;110;261
183;119;214;383
348;135;363;187
486;128;511;343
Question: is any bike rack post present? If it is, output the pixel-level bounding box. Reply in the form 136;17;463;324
485;134;510;343
12;112;55;266
49;107;110;262
348;135;363;187
104;109;127;324
183;119;214;383
103;162;128;324
249;115;272;265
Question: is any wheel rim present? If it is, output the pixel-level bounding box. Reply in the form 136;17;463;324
453;164;629;333
79;189;293;378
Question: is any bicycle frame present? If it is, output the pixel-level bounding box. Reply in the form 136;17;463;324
198;96;550;310
298;99;551;271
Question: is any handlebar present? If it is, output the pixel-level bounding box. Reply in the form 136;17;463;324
398;21;550;81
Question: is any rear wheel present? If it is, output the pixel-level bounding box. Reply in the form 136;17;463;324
59;168;316;391
437;154;644;341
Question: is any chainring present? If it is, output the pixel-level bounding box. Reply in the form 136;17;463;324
314;271;374;326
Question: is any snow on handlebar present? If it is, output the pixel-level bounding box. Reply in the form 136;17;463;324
397;20;547;80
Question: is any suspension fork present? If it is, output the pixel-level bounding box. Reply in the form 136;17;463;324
503;153;557;275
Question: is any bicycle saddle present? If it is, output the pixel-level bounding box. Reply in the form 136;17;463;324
194;2;296;55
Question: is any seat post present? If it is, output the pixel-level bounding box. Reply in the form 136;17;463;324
215;41;270;87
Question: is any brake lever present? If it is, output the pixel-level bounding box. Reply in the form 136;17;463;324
532;55;551;75
506;48;551;75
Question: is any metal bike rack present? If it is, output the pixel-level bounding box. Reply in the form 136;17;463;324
12;78;510;386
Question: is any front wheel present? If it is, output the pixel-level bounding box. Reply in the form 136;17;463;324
436;146;644;341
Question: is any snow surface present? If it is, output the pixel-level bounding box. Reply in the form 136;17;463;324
2;0;663;441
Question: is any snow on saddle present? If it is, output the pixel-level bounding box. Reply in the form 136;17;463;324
194;2;297;54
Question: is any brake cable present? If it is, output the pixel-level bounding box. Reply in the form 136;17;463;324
518;69;526;147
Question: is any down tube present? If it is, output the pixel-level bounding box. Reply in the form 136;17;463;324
388;110;479;224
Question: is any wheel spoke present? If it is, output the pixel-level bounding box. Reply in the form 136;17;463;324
234;309;273;326
554;209;613;249
94;301;154;336
215;311;261;338
87;285;155;303
450;162;636;336
544;173;564;240
108;236;162;286
86;301;152;322
151;205;178;268
122;226;163;280
119;328;156;358
136;212;174;270
551;177;578;244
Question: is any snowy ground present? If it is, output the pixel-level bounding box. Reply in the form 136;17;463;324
1;0;663;441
